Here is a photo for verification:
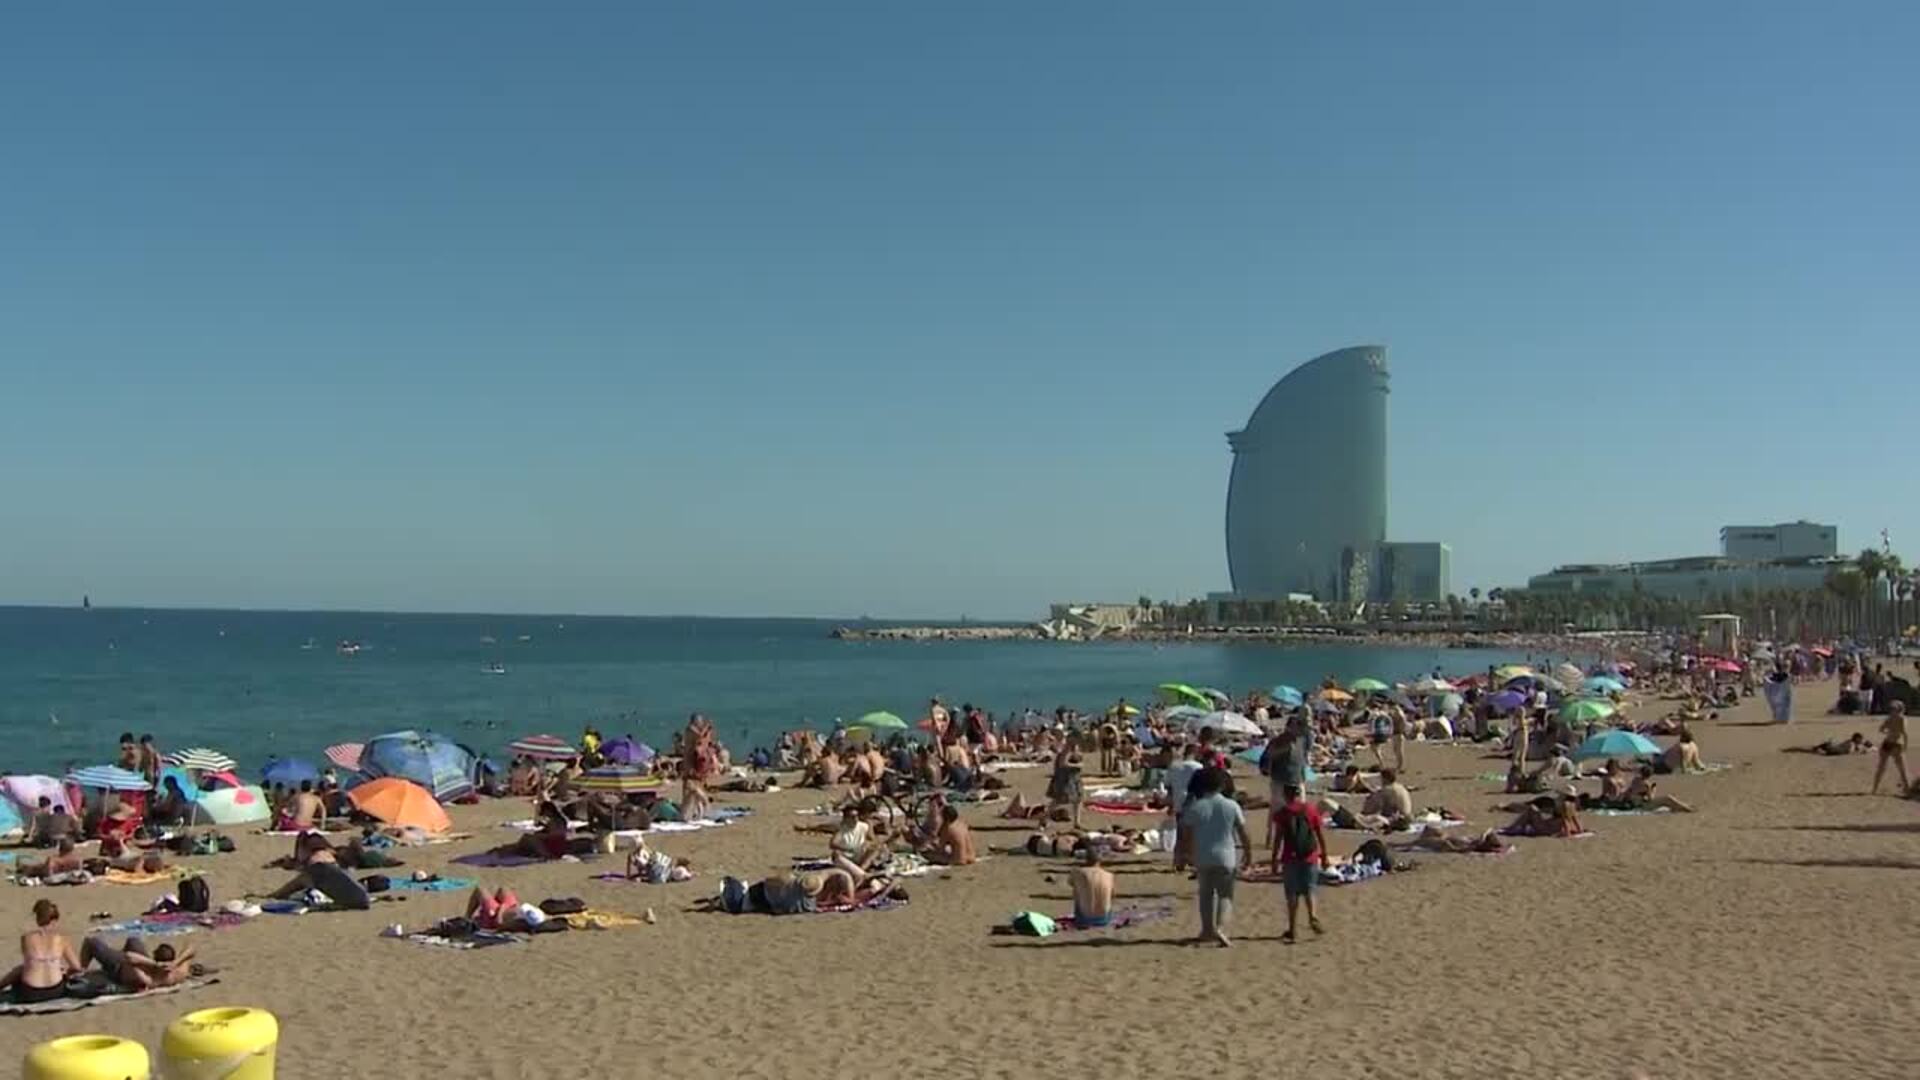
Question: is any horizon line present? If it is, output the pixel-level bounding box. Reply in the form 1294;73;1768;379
0;601;1037;624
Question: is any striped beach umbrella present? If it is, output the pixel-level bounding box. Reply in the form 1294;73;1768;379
507;734;577;761
164;747;237;773
572;765;662;794
67;765;151;792
324;743;364;772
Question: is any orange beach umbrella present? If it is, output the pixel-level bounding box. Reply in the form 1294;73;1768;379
347;777;451;834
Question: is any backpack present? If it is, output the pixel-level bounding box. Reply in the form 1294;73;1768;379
178;876;211;914
539;897;586;916
360;875;392;894
1282;805;1317;860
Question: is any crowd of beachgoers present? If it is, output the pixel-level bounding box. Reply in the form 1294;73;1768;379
3;631;1915;1010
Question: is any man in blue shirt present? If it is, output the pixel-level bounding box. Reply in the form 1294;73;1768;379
1174;766;1250;947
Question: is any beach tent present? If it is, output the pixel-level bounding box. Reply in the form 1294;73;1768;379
186;785;270;826
2;775;74;816
0;798;23;839
348;777;451;833
261;758;321;786
360;731;476;802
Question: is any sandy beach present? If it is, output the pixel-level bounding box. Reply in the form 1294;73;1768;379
2;683;1915;1080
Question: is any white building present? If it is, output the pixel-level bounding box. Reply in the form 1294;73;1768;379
1720;522;1838;561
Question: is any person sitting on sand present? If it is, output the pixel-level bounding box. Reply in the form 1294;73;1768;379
506;757;541;797
626;836;693;883
922;805;976;866
1401;825;1510;855
0;900;81;1005
1068;846;1115;927
513;807;586;860
799;752;847;789
1622;766;1695;812
465;886;529;930
1330;764;1374;795
275;779;327;833
26;800;75;849
1659;729;1705;775
1502;796;1583;838
828;806;879;875
1360;768;1413;821
1788;733;1873;756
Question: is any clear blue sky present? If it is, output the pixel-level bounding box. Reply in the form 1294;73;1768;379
4;3;1915;618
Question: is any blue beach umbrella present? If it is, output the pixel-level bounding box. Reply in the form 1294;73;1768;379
1571;730;1661;762
1270;685;1305;707
260;758;321;786
360;730;476;802
67;765;151;792
1583;675;1628;694
1163;705;1210;724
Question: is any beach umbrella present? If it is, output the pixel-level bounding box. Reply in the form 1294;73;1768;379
1707;659;1743;674
1435;692;1464;719
1553;663;1586;687
1156;683;1212;709
1583;676;1628;694
360;731;477;802
67;765;150;792
1271;685;1305;707
508;734;578;762
1;775;74;816
573;765;663;794
186;785;270;826
855;711;908;730
1111;703;1143;717
1487;689;1528;713
1349;678;1389;694
164;748;237;773
1317;688;1354;705
1559;698;1618;724
1189;710;1261;737
600;737;654;766
0;798;22;838
1571;729;1660;762
1164;705;1210;723
1410;677;1455;694
1197;688;1233;707
260;758;321;786
1494;665;1534;682
324;743;364;772
347;777;451;833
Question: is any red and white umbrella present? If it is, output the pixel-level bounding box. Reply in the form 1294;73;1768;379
507;734;577;761
324;743;364;772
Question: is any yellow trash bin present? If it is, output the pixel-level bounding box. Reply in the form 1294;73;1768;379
160;1007;278;1079
22;1034;151;1080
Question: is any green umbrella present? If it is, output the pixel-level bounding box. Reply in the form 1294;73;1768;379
1157;683;1211;709
1559;698;1617;724
855;711;907;730
1349;677;1390;693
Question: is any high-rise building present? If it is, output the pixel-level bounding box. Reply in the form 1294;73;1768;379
1223;345;1450;604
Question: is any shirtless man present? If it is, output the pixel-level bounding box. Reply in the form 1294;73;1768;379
800;753;846;789
1068;846;1115;927
1623;766;1694;813
79;935;196;991
1361;768;1413;821
926;806;976;866
1873;701;1910;795
286;780;327;832
19;840;85;880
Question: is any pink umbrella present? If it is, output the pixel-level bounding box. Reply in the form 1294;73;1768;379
325;743;364;772
1708;659;1743;674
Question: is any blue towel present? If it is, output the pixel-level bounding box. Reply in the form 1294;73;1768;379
385;876;476;893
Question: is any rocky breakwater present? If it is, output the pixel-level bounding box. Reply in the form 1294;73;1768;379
832;625;1043;642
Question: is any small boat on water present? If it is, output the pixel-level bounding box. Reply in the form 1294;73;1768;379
337;640;363;655
301;638;317;650
480;635;497;645
483;661;507;675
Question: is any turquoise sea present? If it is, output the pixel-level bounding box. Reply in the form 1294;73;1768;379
0;606;1537;774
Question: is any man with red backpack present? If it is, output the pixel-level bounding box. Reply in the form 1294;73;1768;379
1270;783;1329;944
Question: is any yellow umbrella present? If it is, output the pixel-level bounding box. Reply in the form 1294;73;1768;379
1494;665;1535;682
1319;688;1354;704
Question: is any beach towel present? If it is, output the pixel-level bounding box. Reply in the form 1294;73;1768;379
560;909;646;930
1056;904;1174;932
0;973;220;1017
816;894;909;914
91;912;250;938
1085;801;1160;816
1585;807;1669;817
402;930;523;951
385;875;477;893
452;851;554;869
103;867;194;886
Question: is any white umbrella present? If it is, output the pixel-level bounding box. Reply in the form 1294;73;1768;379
1410;676;1455;694
1188;710;1261;737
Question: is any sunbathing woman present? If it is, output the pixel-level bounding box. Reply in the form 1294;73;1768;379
1621;766;1695;812
1501;796;1584;837
1400;825;1510;855
1656;729;1705;774
1786;733;1873;756
1;900;81;1005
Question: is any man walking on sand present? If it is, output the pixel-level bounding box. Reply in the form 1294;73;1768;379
1174;766;1249;947
1271;783;1329;943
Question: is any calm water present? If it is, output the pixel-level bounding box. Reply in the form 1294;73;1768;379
0;606;1534;774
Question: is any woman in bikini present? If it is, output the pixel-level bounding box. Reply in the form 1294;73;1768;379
0;900;81;1004
1872;701;1910;795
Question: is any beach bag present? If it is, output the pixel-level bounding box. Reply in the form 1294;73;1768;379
217;835;236;853
1283;805;1317;860
178;875;211;914
1010;911;1057;938
539;897;586;916
360;875;392;894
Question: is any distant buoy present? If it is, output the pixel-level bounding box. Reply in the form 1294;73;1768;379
22;1034;150;1080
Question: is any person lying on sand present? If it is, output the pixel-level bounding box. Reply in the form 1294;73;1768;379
1500;796;1584;838
18;839;85;880
999;792;1069;822
465;887;534;930
625;838;693;883
79;935;197;991
1786;733;1873;756
711;870;901;914
921;806;976;866
1400;825;1510;854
